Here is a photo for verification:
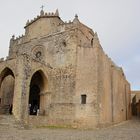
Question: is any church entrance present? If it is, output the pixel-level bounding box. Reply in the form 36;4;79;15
29;70;47;116
29;85;40;115
0;68;15;115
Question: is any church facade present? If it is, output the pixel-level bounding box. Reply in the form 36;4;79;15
0;9;131;128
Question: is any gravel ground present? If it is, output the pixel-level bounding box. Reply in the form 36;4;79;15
0;117;140;140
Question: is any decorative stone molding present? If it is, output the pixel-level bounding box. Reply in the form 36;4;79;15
32;45;45;62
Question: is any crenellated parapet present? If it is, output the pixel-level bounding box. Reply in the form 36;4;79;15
57;14;79;27
10;34;25;47
25;9;60;28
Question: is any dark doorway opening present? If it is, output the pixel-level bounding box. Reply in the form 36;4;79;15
29;71;44;116
29;85;40;115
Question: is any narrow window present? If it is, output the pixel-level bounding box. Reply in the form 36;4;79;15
62;40;66;47
91;38;93;46
81;95;87;104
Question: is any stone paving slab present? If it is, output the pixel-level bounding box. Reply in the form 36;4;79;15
0;118;140;140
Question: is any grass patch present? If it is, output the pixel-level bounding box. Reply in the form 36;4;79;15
36;125;72;129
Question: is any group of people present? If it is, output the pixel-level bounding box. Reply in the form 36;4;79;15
7;103;39;115
28;104;39;115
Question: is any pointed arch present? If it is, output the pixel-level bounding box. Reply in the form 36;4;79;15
0;67;15;114
28;70;48;115
0;67;15;84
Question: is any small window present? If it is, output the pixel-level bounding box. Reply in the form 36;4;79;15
62;41;66;47
91;38;93;46
81;95;87;104
36;51;42;58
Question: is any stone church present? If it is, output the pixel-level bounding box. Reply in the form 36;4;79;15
0;9;131;128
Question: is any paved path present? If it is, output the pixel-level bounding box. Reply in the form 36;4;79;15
0;117;140;140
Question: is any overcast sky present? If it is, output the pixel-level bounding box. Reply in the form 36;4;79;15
0;0;140;90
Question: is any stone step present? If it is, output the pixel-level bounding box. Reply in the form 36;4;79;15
0;115;17;128
0;105;11;114
0;115;31;129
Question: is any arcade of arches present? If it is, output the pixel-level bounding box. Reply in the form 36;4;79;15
0;68;48;117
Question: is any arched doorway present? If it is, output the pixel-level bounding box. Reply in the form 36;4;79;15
29;70;47;115
0;68;15;114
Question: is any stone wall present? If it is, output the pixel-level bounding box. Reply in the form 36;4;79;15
97;39;131;126
74;28;99;127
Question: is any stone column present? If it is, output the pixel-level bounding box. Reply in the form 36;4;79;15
40;91;51;115
12;54;31;124
12;56;25;121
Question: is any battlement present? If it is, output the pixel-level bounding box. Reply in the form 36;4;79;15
25;9;60;28
9;34;25;47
